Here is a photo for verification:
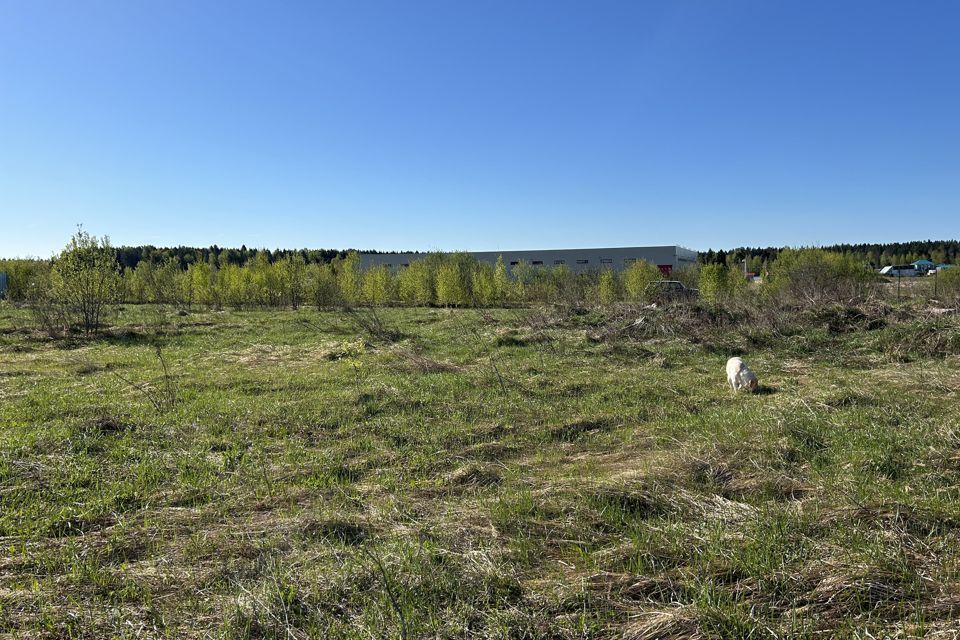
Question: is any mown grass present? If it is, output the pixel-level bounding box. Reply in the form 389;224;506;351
1;302;959;638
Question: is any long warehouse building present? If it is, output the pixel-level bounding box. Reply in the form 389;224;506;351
360;245;698;275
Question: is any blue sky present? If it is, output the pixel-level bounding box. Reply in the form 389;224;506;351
1;0;958;257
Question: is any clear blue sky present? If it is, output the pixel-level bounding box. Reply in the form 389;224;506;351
1;0;958;258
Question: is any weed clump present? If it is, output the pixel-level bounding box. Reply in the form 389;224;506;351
550;418;617;442
446;464;503;489
302;518;370;545
91;415;132;434
875;317;960;360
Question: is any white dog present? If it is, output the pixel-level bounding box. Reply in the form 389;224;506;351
726;357;758;392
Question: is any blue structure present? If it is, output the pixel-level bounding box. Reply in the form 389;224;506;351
0;272;7;300
912;259;936;273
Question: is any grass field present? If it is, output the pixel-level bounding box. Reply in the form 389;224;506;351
1;303;959;638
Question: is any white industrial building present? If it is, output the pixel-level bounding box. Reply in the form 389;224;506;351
360;245;698;275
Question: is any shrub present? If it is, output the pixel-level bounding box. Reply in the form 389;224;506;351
154;257;186;306
525;265;560;303
187;260;215;309
42;230;121;335
493;255;511;304
311;263;340;308
335;252;362;306
220;263;254;310
0;259;51;302
623;260;662;302
673;264;700;290
598;270;619;305
768;248;877;305
397;259;435;306
936;267;960;304
698;264;745;306
276;255;308;309
471;263;496;306
435;256;471;306
361;265;393;306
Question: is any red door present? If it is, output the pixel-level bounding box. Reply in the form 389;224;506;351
658;264;672;275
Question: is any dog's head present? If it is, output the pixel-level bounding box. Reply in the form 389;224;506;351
746;377;759;391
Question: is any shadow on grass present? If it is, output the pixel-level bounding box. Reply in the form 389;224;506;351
99;328;171;347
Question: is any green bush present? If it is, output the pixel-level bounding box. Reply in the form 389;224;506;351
361;265;394;306
335;252;362;306
0;258;51;302
937;267;960;303
698;264;745;306
44;230;121;335
623;260;662;302
435;260;469;306
397;259;435;306
768;248;877;305
598;270;619;305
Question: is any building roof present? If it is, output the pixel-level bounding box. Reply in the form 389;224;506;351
912;259;935;265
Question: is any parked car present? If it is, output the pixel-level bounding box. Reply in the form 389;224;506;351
879;265;920;277
646;280;698;301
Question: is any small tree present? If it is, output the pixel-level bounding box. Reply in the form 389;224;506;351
511;260;532;302
435;261;469;306
698;263;745;306
768;248;877;305
221;263;254;310
0;259;52;302
673;264;700;290
187;261;215;308
623;260;662;302
276;255;307;309
471;263;496;306
598;270;619;305
153;257;184;306
47;230;121;334
526;265;560;303
934;267;960;305
336;252;362;307
550;264;577;304
130;260;155;303
311;263;340;309
362;265;393;306
397;259;435;306
249;253;276;307
492;255;511;304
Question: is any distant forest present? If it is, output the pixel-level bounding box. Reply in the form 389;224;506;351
702;240;959;273
103;240;959;273
111;245;430;270
114;245;350;270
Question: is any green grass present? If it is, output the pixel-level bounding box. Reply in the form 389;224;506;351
1;303;959;638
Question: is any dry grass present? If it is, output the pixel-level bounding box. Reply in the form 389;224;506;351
0;302;958;637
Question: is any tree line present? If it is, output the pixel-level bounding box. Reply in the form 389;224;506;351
112;239;960;274
5;239;956;279
5;231;960;336
701;239;960;272
14;240;694;311
112;245;377;271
